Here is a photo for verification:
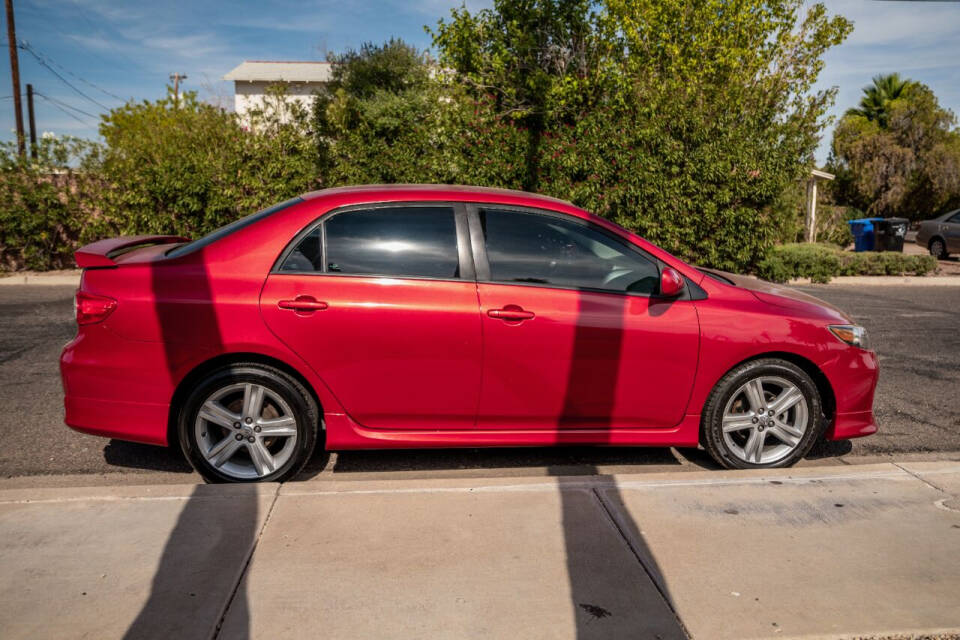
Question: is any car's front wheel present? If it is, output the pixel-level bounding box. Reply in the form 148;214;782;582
178;363;318;483
701;358;823;469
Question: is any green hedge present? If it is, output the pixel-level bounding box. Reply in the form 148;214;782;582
756;243;937;283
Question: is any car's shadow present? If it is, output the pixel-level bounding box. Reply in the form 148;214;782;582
102;436;853;479
103;440;195;474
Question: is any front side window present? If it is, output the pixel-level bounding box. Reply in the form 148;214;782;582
481;209;659;294
281;206;460;279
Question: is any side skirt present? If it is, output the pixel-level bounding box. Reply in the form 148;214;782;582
323;412;703;450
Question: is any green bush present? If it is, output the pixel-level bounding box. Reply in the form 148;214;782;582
312;0;853;274
756;243;937;283
1;88;323;272
92;88;319;241
0;136;98;271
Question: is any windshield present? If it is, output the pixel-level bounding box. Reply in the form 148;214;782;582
166;197;303;258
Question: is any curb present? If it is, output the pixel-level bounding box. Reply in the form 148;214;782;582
3;459;958;495
789;275;960;286
0;273;81;286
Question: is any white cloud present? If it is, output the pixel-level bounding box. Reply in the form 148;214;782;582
811;0;960;163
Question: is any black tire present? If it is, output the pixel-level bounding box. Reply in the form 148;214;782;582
701;358;824;470
929;237;948;259
178;363;318;483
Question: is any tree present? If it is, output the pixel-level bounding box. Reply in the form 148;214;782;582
95;88;319;239
312;39;445;185
430;0;600;191
430;0;852;271
845;73;913;128
830;80;960;219
312;1;850;272
0;135;99;270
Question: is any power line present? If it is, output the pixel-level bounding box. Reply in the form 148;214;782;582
19;40;124;102
18;40;109;110
34;92;95;126
34;91;98;120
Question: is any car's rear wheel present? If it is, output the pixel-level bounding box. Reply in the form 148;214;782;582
179;364;318;483
701;358;823;469
929;237;948;259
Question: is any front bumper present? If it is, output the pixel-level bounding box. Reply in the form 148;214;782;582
821;347;880;441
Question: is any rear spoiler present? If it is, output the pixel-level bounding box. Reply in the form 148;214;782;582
74;235;190;268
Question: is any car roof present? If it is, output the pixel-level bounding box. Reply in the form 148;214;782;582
301;184;578;210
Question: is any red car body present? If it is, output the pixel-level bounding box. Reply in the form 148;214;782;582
61;185;877;454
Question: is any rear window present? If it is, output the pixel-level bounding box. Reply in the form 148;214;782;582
166;197;302;258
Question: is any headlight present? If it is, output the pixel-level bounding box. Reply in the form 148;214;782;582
828;325;869;350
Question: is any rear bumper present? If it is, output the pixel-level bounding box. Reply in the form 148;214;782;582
64;396;170;445
60;329;177;446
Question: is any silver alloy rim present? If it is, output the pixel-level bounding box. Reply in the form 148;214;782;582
721;375;809;465
195;382;298;480
931;240;944;257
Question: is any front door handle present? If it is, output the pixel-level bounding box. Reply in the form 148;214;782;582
488;306;535;322
278;296;328;315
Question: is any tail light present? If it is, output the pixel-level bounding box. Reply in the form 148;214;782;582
75;291;117;325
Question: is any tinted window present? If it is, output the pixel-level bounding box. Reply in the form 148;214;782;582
949;212;960;224
280;227;323;272
168;197;302;258
313;206;459;279
481;209;659;294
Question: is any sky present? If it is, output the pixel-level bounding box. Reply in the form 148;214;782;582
1;0;958;166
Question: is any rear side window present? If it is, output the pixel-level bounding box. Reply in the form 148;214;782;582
281;206;460;279
481;209;659;294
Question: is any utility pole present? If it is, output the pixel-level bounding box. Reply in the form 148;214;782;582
4;0;25;157
169;72;187;107
26;82;35;159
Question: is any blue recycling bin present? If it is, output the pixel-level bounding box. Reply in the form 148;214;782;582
848;218;883;252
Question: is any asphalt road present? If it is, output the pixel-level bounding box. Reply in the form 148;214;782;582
0;283;958;482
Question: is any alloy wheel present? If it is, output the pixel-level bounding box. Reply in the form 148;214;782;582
194;382;298;480
930;239;946;258
721;376;809;465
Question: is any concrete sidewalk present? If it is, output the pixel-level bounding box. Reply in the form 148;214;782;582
1;463;958;640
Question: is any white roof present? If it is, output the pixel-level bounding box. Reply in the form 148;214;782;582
224;61;333;83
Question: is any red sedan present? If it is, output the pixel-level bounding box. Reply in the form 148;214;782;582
61;185;878;482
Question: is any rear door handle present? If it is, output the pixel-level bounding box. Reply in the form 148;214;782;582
278;296;328;314
488;307;535;321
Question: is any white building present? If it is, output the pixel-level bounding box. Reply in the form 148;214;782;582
223;61;332;122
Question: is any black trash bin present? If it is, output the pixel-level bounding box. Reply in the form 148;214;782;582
874;217;909;252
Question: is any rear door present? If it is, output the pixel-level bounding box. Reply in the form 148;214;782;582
471;206;700;430
260;204;482;430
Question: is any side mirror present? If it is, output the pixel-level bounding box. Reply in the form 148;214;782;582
659;267;685;297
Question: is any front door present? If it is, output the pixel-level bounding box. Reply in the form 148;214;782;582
473;207;700;430
260;205;482;430
946;211;960;252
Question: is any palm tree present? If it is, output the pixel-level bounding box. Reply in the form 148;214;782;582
845;73;913;128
